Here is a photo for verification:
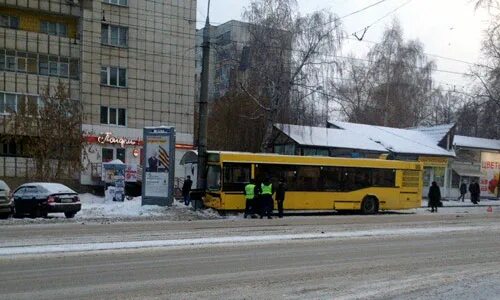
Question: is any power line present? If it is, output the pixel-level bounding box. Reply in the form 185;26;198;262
340;0;393;19
352;0;413;38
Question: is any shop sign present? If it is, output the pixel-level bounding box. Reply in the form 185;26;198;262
97;132;141;148
480;152;500;197
418;156;448;167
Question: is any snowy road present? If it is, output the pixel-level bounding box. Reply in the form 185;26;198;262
1;213;500;299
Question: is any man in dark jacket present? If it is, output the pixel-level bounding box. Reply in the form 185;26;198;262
182;176;193;206
458;181;467;202
276;177;287;218
469;180;480;204
428;181;441;213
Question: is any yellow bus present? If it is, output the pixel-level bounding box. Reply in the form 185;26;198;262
203;151;423;214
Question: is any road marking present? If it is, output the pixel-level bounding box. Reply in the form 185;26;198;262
0;226;496;256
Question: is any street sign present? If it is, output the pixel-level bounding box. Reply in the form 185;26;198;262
142;126;176;206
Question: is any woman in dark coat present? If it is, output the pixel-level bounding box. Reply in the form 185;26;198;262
428;181;441;213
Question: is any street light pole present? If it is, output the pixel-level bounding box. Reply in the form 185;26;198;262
197;0;210;190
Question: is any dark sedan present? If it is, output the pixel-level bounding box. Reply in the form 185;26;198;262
13;183;81;218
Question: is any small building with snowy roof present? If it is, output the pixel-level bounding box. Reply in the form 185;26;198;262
452;135;500;199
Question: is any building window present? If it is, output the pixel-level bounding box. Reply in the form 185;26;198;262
0;50;78;78
0;15;19;29
0;142;19;157
102;148;114;162
103;0;128;6
40;21;68;37
101;24;128;47
0;92;41;114
100;66;127;87
100;106;126;126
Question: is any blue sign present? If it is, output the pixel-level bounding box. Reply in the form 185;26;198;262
142;126;176;206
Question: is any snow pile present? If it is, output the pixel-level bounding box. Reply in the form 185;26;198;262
77;193;222;220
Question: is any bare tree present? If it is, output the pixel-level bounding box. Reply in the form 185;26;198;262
2;83;86;181
328;20;435;128
240;0;343;152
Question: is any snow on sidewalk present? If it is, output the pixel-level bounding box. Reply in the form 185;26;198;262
76;193;222;220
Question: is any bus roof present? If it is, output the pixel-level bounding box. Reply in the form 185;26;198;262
209;151;422;170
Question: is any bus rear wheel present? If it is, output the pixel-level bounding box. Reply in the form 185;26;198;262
361;197;378;215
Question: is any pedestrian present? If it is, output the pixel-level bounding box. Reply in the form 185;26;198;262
260;177;274;219
276;177;287;218
469;180;480;204
458;181;467;202
428;181;441;213
182;175;193;206
244;179;258;218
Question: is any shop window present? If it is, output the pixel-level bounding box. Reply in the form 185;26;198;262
222;163;251;191
451;170;460;188
434;167;445;187
102;148;114;162
116;148;126;163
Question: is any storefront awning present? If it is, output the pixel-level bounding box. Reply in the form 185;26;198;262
451;165;483;178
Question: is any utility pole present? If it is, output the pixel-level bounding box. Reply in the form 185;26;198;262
197;0;210;190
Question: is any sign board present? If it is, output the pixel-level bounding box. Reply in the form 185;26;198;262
418;156;449;167
142;126;175;206
480;152;500;197
125;164;138;182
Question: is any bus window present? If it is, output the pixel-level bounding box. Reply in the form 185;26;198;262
372;169;395;187
320;166;343;191
343;167;371;191
207;165;221;191
222;163;251;191
295;166;321;191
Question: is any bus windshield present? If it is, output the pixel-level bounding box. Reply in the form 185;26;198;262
207;165;221;191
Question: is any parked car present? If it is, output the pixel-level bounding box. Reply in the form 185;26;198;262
0;180;13;219
13;183;81;218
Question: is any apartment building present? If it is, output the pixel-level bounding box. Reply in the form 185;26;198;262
195;20;250;101
0;0;196;189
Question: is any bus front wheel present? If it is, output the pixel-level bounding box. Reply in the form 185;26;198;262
361;197;379;215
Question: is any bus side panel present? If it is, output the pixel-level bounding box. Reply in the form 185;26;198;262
281;192;334;210
399;192;421;209
204;193;222;210
220;193;246;210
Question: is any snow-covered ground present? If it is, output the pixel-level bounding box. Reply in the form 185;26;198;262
0;193;498;224
76;193;223;221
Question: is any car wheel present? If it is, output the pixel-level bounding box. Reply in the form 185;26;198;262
64;212;76;219
361;196;378;215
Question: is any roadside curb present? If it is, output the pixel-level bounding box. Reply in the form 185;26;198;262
421;204;500;208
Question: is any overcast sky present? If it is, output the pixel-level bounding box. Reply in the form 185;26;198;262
196;0;492;89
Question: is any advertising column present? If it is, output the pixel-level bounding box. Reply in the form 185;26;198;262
142;127;176;206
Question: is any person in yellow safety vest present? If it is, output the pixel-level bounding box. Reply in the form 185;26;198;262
244;179;259;218
260;177;274;219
